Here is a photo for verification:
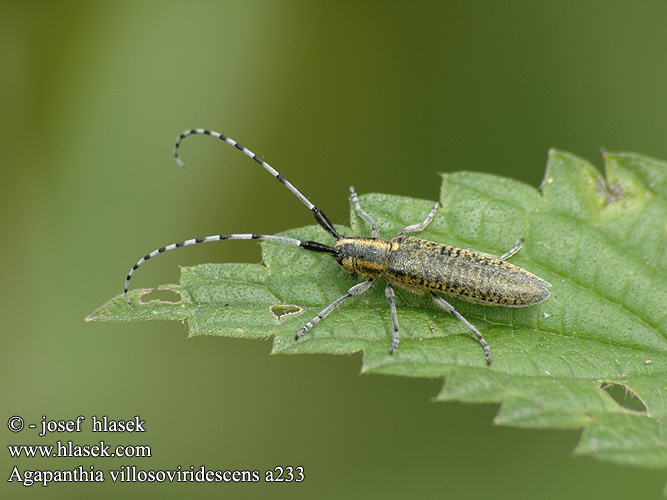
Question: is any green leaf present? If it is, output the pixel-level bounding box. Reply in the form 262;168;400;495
88;150;667;470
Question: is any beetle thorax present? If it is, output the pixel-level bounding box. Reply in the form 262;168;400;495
333;237;392;278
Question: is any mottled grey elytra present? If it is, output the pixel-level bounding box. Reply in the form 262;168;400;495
124;129;551;365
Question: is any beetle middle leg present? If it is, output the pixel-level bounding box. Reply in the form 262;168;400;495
430;292;492;365
396;202;440;236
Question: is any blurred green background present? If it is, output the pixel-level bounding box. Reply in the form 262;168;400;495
2;1;666;498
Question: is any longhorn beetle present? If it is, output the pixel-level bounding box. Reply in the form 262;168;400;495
124;129;551;365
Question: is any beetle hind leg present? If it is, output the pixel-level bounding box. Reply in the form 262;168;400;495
430;293;492;365
498;238;524;260
384;284;400;353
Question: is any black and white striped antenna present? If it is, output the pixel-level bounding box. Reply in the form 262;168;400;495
124;129;338;305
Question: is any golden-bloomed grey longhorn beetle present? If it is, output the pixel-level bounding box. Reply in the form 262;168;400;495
124;129;551;365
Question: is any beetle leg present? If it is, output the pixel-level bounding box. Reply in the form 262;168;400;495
430;292;492;365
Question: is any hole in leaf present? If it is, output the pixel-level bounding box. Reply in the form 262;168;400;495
139;287;183;304
600;381;647;413
270;305;302;322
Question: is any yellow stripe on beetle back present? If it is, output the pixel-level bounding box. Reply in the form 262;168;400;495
333;237;391;277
